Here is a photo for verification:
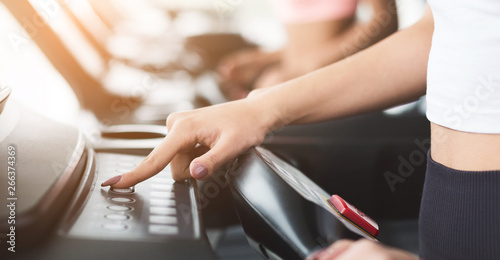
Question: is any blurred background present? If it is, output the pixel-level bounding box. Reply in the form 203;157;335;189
0;0;426;126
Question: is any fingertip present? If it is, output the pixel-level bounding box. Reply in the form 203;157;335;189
101;175;122;187
107;172;136;189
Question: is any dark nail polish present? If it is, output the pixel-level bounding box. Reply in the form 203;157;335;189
192;163;208;179
101;175;122;187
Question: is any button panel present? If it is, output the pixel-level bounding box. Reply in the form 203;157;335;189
66;153;197;241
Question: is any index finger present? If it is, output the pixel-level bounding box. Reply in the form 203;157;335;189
101;132;186;188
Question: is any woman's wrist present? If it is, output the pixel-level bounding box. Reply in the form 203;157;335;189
245;88;291;133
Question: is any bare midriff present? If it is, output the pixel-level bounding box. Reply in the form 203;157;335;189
431;122;500;171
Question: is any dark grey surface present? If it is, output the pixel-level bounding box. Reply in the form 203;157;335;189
378;218;419;255
215;226;262;260
0;101;87;252
214;219;419;260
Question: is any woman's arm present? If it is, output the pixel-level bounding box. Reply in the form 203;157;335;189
219;0;400;97
103;7;434;188
263;6;433;125
255;0;400;88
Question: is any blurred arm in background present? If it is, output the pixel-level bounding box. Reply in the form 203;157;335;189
218;0;398;100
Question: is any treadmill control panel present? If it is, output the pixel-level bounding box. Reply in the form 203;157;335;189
65;153;200;241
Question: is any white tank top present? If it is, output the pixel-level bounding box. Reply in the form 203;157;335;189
426;0;500;134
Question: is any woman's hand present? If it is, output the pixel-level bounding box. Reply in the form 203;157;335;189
101;97;283;188
307;239;418;260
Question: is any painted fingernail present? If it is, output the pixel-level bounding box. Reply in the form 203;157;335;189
101;175;122;187
191;163;208;179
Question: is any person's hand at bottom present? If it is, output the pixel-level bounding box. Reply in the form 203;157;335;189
307;239;418;260
101;98;283;188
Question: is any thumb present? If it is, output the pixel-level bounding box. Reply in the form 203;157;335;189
189;139;241;180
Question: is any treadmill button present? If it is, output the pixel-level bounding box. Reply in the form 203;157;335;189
150;207;176;215
149;215;177;225
150;191;174;198
102;223;129;232
105;214;131;221
109;197;136;203
107;205;133;212
151;184;173;190
148;225;179;235
150;198;175;207
111;187;135;194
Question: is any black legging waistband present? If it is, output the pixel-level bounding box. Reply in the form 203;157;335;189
419;152;500;259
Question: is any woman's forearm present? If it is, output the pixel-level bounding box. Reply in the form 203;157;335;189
258;7;434;127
